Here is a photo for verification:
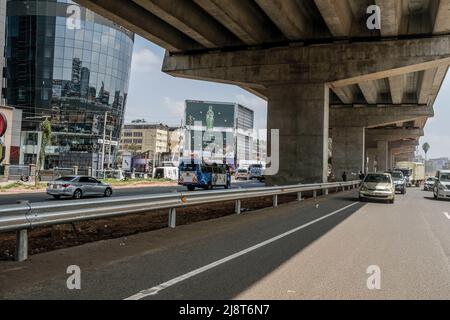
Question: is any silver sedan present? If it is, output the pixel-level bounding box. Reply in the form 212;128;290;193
46;176;113;199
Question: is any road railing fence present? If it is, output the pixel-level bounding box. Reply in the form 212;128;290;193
0;180;361;262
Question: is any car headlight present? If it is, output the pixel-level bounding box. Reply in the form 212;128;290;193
439;184;445;190
360;186;368;191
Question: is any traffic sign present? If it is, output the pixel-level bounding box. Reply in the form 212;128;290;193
0;113;7;137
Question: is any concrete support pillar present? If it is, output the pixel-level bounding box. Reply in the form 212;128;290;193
367;148;377;173
376;141;389;172
266;83;329;185
388;149;394;171
332;127;365;181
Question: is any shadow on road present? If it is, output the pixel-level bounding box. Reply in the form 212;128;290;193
151;195;366;300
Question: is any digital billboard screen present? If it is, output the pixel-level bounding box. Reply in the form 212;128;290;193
185;101;235;129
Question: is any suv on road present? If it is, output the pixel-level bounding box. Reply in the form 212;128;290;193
387;171;407;195
433;170;450;200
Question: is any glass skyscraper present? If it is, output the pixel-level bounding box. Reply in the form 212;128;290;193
3;0;134;170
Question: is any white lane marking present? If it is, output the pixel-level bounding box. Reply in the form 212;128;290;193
443;212;450;220
124;201;360;300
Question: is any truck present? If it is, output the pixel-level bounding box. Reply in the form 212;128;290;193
395;162;425;187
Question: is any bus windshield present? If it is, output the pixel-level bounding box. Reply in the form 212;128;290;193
180;164;199;171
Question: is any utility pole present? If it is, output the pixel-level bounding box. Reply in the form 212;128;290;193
100;111;108;175
107;130;113;170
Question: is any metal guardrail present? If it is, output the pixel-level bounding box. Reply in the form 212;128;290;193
0;180;360;262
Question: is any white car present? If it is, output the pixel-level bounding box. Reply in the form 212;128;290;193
433;170;450;200
235;168;249;180
359;173;395;204
424;177;436;191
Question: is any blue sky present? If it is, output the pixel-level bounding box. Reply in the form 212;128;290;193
126;36;449;159
125;36;267;129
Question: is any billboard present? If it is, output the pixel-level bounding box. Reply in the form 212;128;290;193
185;100;235;129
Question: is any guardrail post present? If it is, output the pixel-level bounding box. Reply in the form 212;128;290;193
273;195;278;207
168;208;176;228
313;190;317;198
324;188;329;195
15;229;28;262
235;200;241;214
297;192;302;201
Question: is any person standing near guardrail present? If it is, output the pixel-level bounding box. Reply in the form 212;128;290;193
342;172;348;182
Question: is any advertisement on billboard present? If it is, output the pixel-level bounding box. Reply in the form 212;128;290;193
185;101;235;129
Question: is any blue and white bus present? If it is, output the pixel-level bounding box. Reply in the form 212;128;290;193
179;161;231;191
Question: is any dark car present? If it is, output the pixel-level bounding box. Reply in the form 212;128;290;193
388;171;407;195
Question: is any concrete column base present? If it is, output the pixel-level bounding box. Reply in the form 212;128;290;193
265;83;329;186
376;141;389;172
332;127;365;181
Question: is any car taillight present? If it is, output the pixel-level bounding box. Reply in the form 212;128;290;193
179;177;184;183
192;175;198;183
62;184;71;188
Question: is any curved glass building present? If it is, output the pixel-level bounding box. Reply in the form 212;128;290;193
4;0;134;170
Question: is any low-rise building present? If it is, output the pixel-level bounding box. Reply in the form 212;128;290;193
120;123;169;160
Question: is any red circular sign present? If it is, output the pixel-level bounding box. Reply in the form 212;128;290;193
0;113;7;137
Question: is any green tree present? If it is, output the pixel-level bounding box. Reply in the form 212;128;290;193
36;118;52;186
422;142;430;160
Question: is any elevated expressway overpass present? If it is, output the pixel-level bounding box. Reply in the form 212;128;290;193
76;0;450;183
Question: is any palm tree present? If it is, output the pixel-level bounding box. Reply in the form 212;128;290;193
423;142;430;174
422;142;430;160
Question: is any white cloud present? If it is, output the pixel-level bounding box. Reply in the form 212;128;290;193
131;48;162;73
163;97;185;120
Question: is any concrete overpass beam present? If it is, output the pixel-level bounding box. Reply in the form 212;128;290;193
418;68;438;104
266;83;329;185
359;81;379;104
331;86;356;104
332;127;365;182
330;105;433;128
314;0;353;38
193;0;278;45
388;75;405;104
132;0;241;48
431;0;450;34
375;0;403;37
76;0;200;52
255;0;311;40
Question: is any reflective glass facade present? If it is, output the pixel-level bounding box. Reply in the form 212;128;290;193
4;0;134;169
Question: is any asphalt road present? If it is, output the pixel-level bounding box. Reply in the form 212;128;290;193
0;180;263;206
1;188;450;299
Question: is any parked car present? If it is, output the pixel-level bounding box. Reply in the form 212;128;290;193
359;173;395;204
248;164;265;182
424;177;437;191
387;171;407;194
46;176;113;199
235;168;249;180
433;170;450;200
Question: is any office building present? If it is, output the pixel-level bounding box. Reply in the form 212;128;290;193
3;0;134;170
184;100;256;167
120;123;169;160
